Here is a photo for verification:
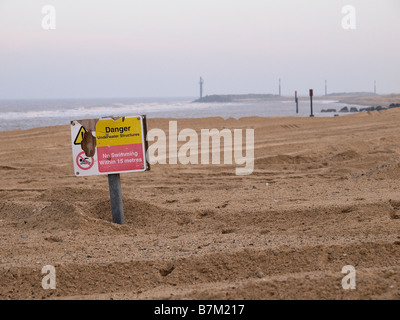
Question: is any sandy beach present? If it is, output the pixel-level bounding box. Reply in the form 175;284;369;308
1;100;400;300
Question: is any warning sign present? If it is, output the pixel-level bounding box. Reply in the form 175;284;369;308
96;118;143;147
74;126;87;145
71;116;149;177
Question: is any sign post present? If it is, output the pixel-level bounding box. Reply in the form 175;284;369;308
309;89;314;117
108;173;125;225
71;115;150;225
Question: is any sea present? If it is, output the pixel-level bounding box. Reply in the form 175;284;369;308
0;97;366;132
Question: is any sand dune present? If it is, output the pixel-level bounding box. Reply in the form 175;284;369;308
329;93;400;107
1;109;400;300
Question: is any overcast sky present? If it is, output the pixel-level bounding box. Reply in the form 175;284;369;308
0;0;399;99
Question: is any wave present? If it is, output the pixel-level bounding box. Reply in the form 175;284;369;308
0;101;223;120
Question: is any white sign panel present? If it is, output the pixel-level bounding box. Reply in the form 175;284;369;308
71;116;149;177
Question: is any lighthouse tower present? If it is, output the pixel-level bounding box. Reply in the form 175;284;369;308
325;80;328;96
279;78;281;97
199;77;204;99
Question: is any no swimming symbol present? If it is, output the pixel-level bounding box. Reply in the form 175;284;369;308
76;151;94;171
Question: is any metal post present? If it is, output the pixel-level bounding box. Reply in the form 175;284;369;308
309;89;314;117
295;91;299;114
108;173;125;225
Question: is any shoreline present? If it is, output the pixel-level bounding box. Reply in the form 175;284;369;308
0;113;358;133
0;109;395;134
1;94;399;133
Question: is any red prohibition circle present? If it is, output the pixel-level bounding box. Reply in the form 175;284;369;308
76;151;95;171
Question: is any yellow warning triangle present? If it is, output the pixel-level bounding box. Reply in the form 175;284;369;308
74;126;87;145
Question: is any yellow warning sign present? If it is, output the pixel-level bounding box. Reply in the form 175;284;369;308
96;117;143;147
74;126;87;145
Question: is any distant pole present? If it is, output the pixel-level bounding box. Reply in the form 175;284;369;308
374;80;377;95
108;174;125;225
325;80;328;96
295;91;299;114
199;77;204;99
279;78;281;97
309;89;314;117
